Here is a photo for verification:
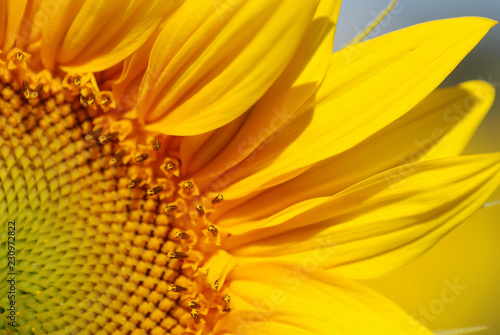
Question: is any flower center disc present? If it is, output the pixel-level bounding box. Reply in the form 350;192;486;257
0;51;230;334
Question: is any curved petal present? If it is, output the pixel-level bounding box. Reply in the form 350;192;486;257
214;80;495;225
110;24;164;110
423;81;495;159
188;0;341;176
209;17;496;200
214;262;433;335
225;154;500;279
1;0;28;51
40;0;175;72
137;0;319;136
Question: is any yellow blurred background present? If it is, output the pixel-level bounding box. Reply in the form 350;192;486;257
335;0;500;333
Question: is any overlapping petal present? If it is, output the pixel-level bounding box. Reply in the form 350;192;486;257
0;0;27;51
214;80;495;224
214;262;433;334
136;0;319;136
225;154;500;279
185;0;341;175
40;0;175;72
1;0;498;332
423;81;495;159
207;17;496;200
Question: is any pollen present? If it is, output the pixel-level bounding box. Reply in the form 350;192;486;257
100;95;110;105
127;178;142;189
16;52;24;62
73;76;81;87
109;149;126;166
147;185;163;196
163;205;177;213
99;131;118;144
85;127;103;142
174;231;190;240
1;49;234;334
208;224;219;237
22;79;43;99
135;153;148;163
212;194;224;203
153;138;161;150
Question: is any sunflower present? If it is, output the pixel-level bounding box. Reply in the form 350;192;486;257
1;0;499;334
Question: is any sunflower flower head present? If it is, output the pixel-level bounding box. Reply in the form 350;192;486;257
1;1;500;334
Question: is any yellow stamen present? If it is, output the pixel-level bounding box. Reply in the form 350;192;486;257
109;149;126;166
84;128;103;142
196;205;204;216
191;309;200;324
210;280;219;291
99;132;118;144
127;178;142;189
80;93;95;108
80;94;88;108
22;80;43;99
208;225;218;237
163;205;178;213
167;251;189;259
135;153;148;163
168;284;188;292
146;185;163;196
153;138;161;150
174;231;190;240
16;52;24;62
73;76;81;87
188;301;201;309
100;95;110;105
87;93;95;105
212;194;224;203
222;295;232;311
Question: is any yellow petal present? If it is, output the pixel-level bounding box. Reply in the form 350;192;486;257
110;25;162;109
214;17;496;200
0;2;6;48
11;1;44;52
180;114;247;175
226;154;500;279
137;0;319;136
214;262;433;334
214;80;495;227
1;0;27;51
41;0;175;72
434;326;490;335
424;80;495;159
189;0;341;176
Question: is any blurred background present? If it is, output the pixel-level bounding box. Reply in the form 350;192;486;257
334;0;500;333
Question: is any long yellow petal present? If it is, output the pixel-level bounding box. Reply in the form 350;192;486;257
226;154;500;280
41;0;174;72
213;80;495;227
214;262;433;334
424;80;495;159
189;0;341;176
213;17;496;200
137;0;318;136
